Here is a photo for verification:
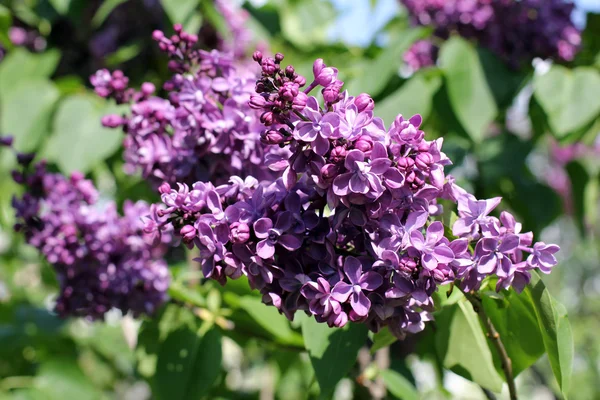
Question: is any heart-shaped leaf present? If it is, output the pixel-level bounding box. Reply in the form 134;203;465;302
534;66;600;138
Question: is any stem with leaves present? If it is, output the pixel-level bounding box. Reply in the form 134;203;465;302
461;289;518;400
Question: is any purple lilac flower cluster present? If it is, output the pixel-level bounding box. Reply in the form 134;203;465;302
401;0;581;70
149;54;560;338
5;141;170;319
92;24;276;188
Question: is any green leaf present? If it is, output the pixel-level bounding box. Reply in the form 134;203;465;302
533;66;600;138
34;359;101;400
0;5;12;48
91;0;128;27
279;0;336;50
301;318;367;396
526;273;573;396
481;288;546;377
43;94;126;174
380;369;419;400
106;42;143;66
237;296;303;346
160;0;202;33
49;0;73;15
434;296;504;392
375;74;441;126
346;28;427;98
439;37;497;143
565;161;590;236
155;326;222;400
168;282;206;307
370;327;397;354
0;79;59;152
0;49;61;96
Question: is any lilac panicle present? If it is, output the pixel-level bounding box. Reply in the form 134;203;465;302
9;150;170;320
150;52;561;339
401;0;581;69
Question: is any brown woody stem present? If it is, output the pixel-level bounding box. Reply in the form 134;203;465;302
461;289;518;400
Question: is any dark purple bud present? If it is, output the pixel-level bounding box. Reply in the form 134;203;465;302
285;65;295;76
16;153;35;166
275;53;284;63
173;24;183;33
0;135;14;147
260;129;285;145
330;146;348;163
249;94;267;109
354;93;374;113
11;170;24;184
253;51;263;62
261;58;277;75
354;135;373;152
279;82;299;102
260;112;275;126
230;222;250;244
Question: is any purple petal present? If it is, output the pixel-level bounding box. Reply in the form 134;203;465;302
275;211;293;231
349;174;369;194
256;239;275;259
426;221;444;244
344;149;365;170
359;271;383;290
343;256;363;284
433;244;455;264
477;254;497;274
253;218;273;238
332;173;352;196
499;234;520;253
278;234;303;251
331;282;353;302
369;158;391;175
351;291;371;317
421;254;438;270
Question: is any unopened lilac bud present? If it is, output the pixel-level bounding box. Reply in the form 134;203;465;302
274;53;284;63
292;92;308;111
320;164;339;181
285;65;295;76
294;75;306;86
230;222;250;244
16;153;35;166
261;129;285;145
101;114;125;128
354;135;373;152
279;82;299;102
330;146;348;163
173;24;183;33
253;51;263;62
322;80;343;103
261;58;277;75
417;142;430;152
152;30;164;41
249;94;267;109
180;225;196;242
11;170;24;184
141;82;156;96
354;93;374;112
260;111;275;126
314;62;338;87
0;136;13;147
415;152;434;170
158;182;171;194
396;156;415;170
313;59;325;77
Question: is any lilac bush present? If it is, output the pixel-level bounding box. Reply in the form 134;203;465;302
401;0;581;69
6;143;170;319
149;50;561;338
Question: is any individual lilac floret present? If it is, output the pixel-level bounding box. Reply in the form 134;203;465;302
331;257;383;318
